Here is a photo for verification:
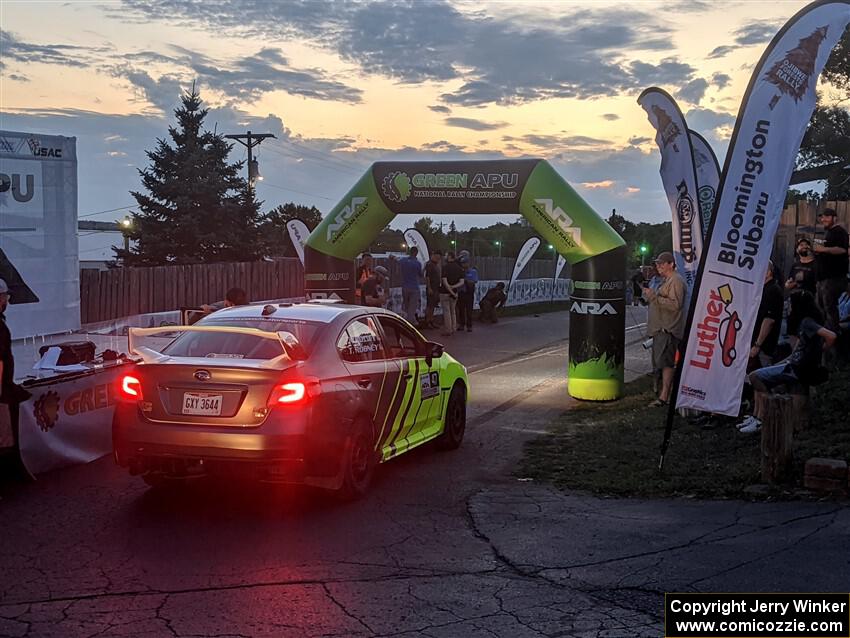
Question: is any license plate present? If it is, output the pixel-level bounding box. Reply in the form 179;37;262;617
182;392;223;416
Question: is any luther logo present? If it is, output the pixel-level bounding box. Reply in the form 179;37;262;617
689;284;741;370
764;25;827;109
651;105;681;152
381;171;412;203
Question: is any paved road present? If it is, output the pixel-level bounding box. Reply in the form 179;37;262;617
1;308;846;637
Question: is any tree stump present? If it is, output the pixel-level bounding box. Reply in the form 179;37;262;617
760;393;794;484
787;382;811;432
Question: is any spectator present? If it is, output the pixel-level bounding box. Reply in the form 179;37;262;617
362;266;388;308
356;253;374;305
642;252;686;407
457;256;478;332
400;247;422;324
0;278;31;478
479;282;507;323
630;268;645;306
785;237;818;296
201;287;248;313
813;208;849;332
440;252;465;337
423;250;442;329
739;292;836;434
750;261;784;370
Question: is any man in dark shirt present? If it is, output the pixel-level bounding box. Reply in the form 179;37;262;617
356;253;374;305
784;237;818;295
361;266;388;308
479;282;507;323
750;262;784;369
439;252;465;336
814;208;849;331
0;279;22;468
423;251;442;329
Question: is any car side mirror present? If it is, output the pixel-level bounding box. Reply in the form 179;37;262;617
424;341;444;367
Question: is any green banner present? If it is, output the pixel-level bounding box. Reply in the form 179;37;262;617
306;168;395;260
519;161;624;262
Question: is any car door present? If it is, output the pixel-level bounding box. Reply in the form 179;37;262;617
376;315;442;456
336;316;404;455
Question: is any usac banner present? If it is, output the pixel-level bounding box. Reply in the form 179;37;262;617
677;0;850;416
637;88;704;302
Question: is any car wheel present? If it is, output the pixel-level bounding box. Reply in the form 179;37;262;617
141;473;185;490
437;383;466;450
337;417;377;500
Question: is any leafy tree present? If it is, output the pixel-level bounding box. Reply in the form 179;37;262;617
116;86;264;265
796;30;850;199
259;203;323;258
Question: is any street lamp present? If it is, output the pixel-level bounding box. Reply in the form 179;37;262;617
494;240;501;257
639;243;648;266
120;216;132;254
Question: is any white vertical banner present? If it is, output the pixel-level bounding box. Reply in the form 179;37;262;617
676;0;850;416
554;254;567;281
508;237;540;294
403;228;429;265
286;219;310;266
688;130;722;240
0;131;79;338
637;88;704;304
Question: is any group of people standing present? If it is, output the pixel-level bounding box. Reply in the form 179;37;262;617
355;249;508;336
642;207;849;433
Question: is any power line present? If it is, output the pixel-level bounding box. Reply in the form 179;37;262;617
260;182;334;201
78;204;136;218
265;140;364;177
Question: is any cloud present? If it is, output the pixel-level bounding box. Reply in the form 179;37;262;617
420;140;467;153
628;136;651;146
0;29;105;69
676;78;709;105
506;133;611;150
712;72;732;89
444;117;507;131
581;180;615;189
117;1;691;107
629;58;696;87
626;186;641;194
428;105;451;114
684;107;736;137
602;113;620;121
707;45;736;59
734;21;779;46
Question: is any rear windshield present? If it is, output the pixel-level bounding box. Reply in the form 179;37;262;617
162;319;321;360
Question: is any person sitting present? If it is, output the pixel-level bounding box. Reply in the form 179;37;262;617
362;266;388;308
738;291;836;434
479;282;507;323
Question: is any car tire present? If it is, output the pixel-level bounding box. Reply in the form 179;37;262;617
141;473;185;490
436;383;466;450
337;417;377;500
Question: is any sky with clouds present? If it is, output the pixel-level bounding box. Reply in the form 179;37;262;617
0;0;825;253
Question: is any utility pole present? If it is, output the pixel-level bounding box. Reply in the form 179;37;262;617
223;130;276;189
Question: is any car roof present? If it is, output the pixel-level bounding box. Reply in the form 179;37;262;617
200;302;376;324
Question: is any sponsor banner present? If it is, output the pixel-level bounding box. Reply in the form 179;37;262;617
403;228;430;265
509;237;541;291
19;364;129;474
676;1;850;416
0;130;79;338
372;159;538;215
554;254;567;281
689;130;721;240
286;219;310;265
638;89;704;302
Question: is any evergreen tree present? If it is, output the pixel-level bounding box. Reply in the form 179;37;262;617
116;86;264;265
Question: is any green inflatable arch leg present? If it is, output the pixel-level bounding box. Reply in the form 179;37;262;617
304;160;626;401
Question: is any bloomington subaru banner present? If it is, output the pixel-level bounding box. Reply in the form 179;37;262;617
638;88;704;302
689;130;721;241
286;218;310;266
509;236;541;293
676;0;850;416
0;130;79;338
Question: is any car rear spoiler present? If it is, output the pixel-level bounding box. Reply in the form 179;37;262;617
128;326;307;368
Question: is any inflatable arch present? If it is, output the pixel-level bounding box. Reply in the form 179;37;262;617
304;159;626;401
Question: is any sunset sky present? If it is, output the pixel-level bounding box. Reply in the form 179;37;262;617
1;0;835;256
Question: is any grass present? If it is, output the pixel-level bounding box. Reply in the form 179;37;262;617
517;367;850;500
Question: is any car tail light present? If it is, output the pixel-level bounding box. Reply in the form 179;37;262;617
119;374;143;401
268;377;320;407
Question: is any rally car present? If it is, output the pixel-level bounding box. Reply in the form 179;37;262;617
112;302;468;498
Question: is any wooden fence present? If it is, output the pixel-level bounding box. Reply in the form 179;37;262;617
80;259;304;324
79;255;568;324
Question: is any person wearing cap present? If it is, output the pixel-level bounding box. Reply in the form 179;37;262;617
813;208;849;332
642;252;686;407
362;265;388;308
479;282;507;323
399;247;422;324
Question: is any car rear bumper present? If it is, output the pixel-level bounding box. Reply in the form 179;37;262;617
113;403;349;488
